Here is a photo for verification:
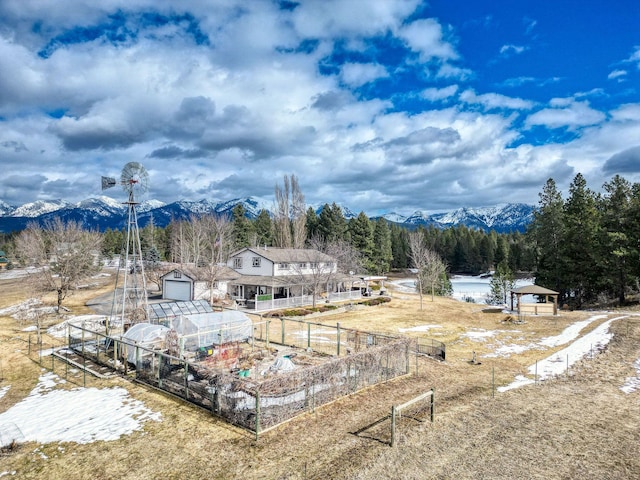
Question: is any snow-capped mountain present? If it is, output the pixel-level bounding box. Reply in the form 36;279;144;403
10;199;71;218
403;203;535;233
0;196;535;233
0;200;16;216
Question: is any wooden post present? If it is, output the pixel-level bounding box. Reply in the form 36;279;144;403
281;318;285;345
255;390;261;441
430;388;435;423
405;342;410;375
28;334;31;356
266;320;270;351
307;322;311;349
390;405;397;447
336;322;341;356
492;367;495;398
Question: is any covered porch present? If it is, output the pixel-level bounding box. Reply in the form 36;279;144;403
228;273;364;311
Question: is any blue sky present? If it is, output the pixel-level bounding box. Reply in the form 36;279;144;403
0;0;639;215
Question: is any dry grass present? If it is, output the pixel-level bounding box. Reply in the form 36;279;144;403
1;273;639;479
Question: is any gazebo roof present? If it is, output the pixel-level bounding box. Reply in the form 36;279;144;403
511;284;559;295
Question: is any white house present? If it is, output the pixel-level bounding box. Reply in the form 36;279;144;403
226;247;360;310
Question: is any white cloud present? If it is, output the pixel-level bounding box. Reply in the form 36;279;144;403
397;18;458;62
460;89;534;110
499;44;526;56
340;62;388;87
421;85;459;101
526;99;606;130
608;69;627;80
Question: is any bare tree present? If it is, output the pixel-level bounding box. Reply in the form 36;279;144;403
273;174;307;248
15;219;103;313
409;230;447;309
288;248;338;307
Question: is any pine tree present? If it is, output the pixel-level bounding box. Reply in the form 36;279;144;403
528;178;566;300
348;212;374;271
372;218;393;274
562;174;600;307
598;175;634;305
231;204;252;249
253;209;273;247
486;261;515;305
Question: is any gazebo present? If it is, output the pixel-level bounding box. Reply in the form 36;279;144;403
510;285;559;315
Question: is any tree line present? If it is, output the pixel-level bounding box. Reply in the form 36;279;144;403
5;172;640;309
529;173;640;308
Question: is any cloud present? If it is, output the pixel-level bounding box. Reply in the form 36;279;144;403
340;62;389;87
499;44;526;56
603;146;640;174
460;89;534;110
397;18;458;62
525;99;605;130
608;69;627;80
421;85;459;101
626;45;640;66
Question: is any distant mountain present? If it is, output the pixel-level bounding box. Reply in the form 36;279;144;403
0;196;535;233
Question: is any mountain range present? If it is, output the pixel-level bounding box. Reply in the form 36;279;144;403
0;196;535;234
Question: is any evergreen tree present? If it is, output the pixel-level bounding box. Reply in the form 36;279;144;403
372;218;393;274
253;209;273;247
528;178;566;299
317;203;348;242
231;204;252;249
390;224;409;269
305;206;319;240
348;212;374;271
598;175;634;305
486;261;515;305
563;173;600;307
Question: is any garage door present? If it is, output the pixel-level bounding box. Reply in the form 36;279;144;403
164;280;192;301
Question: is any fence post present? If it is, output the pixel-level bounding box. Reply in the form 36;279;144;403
390;405;396;447
266;320;270;350
430;388;435;423
405;342;410;375
492;367;495;398
307;322;311;350
255;390;261;441
336;322;341;356
281;318;285;345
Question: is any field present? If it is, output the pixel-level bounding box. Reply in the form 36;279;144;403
1;270;639;479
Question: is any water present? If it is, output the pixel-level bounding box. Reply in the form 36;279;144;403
393;274;534;304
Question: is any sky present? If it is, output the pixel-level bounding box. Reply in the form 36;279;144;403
1;0;639;215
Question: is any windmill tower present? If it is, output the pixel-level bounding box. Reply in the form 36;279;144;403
102;162;150;329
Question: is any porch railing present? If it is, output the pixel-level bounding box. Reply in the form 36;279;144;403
327;290;363;302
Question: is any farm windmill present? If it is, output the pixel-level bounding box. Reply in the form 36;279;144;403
102;162;150;328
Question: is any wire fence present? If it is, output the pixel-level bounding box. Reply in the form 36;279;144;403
65;322;413;437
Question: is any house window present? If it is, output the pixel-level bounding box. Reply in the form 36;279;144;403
173;271;182;278
278;263;289;270
233;258;243;269
310;262;318;269
252;257;261;267
299;263;307;269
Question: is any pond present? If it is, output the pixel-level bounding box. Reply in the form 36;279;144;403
393;274;534;304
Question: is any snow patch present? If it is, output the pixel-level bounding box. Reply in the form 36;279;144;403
620;358;640;394
0;372;161;447
498;316;625;392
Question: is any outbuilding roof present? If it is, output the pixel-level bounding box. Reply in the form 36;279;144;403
511;285;559;295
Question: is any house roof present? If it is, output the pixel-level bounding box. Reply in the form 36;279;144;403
511;285;559;295
231;247;335;264
230;272;355;287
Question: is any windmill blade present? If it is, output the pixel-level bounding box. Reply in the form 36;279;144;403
101;176;117;190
